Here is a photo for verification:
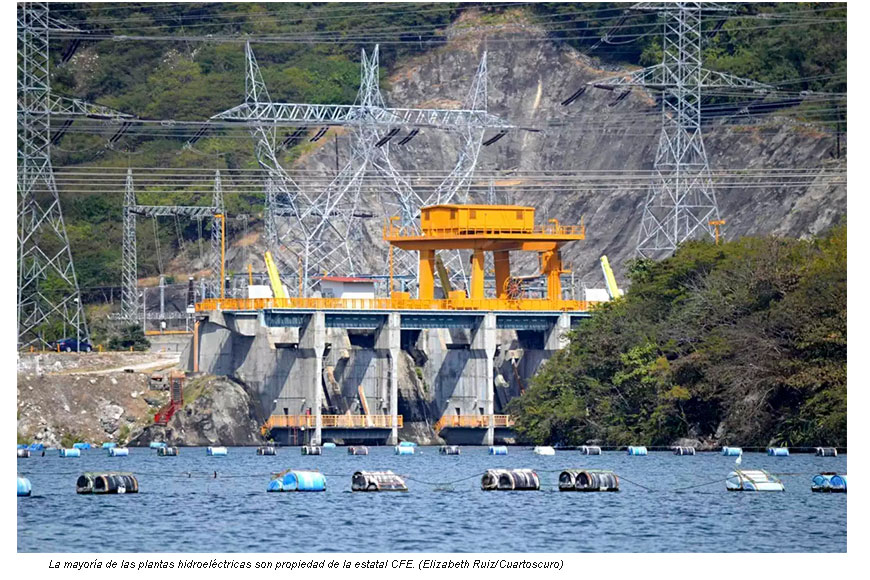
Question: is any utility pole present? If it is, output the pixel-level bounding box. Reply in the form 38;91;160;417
590;2;770;259
18;2;131;348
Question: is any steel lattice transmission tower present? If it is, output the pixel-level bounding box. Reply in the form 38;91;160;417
214;43;510;296
590;2;769;258
17;2;131;348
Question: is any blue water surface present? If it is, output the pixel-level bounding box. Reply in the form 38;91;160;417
17;446;846;552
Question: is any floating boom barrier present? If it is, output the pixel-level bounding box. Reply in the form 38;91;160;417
301;445;322;456
674;447;696;455
257;446;277;456
580;446;602;455
76;472;139;494
726;470;784;492
767;448;790;457
157;446;178;456
816;447;838;457
352;471;408;492
439;445;461;455
481;469;540;491
267;470;326;492
811;473;846;493
347;446;369;455
488;446;508;456
17;477;31;497
395;445;414;455
59;448;80;458
558;469;619;492
722;447;743;456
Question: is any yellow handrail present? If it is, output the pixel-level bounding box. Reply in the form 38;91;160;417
433;415;515;432
197;296;597;313
264;414;402;430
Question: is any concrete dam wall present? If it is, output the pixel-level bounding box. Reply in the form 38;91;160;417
183;309;577;445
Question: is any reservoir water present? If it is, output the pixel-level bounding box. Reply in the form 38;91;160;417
17;446;846;552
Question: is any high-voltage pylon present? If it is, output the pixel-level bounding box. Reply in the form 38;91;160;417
590;2;770;259
214;43;510;296
17;2;132;348
119;169;224;321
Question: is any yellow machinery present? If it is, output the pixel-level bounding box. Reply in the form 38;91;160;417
264;251;287;299
384;204;585;303
600;255;623;300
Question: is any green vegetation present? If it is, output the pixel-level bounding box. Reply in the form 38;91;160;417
117;424;131;446
508;225;846;447
17;432;32;446
60;431;86;448
107;325;151;351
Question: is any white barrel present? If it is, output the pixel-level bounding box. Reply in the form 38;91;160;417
17;449;30;458
674;446;696;455
816;447;838;457
767;447;789;457
488;446;508;456
534;446;555;456
301;445;322;455
394;445;415;455
721;446;742;456
108;447;129;457
580;446;602;455
206;446;228;456
352;471;407;492
439;445;461;455
481;469;540;491
627;446;648;456
726;470;784;492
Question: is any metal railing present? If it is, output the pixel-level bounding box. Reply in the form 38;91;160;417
197;296;596;313
434;414;515;432
383;223;585;240
264;414;402;430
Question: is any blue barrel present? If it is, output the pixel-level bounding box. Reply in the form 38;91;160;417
322;442;336;449
207;446;228;456
767;447;789;456
149;442;167;449
28;443;44;451
73;442;90;450
627;446;648;456
395;445;414;455
59;448;81;457
17;477;31;497
101;442;116;449
489;446;508;456
830;475;847;491
398;441;417;447
108;447;129;457
285;471;327;492
267;479;284;492
722;446;742;456
17;444;27;449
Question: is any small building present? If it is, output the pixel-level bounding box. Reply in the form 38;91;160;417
584;288;611;302
316;276;376;299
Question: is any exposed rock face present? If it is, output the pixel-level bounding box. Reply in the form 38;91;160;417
131;376;264;447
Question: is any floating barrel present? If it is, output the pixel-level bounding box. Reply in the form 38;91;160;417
580;446;602;455
398;441;417;447
726;470;784;492
489;446;508;456
323;442;336;449
207;446;228;456
627;446;648;456
108;447;129;457
816;447;838;457
534;446;556;456
157;446;178;457
439;445;461;455
348;446;369;455
17;449;30;458
149;442;167;449
352;471;407;492
72;442;91;450
767;447;789;457
721;446;742;456
17;477;32;497
17;444;27;449
257;446;277;456
301;445;322;456
267;470;326;492
76;472;139;494
59;448;81;458
394;445;414;455
28;443;44;451
101;442;116;449
674;446;696;455
559;469;619;492
481;469;540;491
812;473;847;493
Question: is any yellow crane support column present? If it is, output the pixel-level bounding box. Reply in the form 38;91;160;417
600;255;621;300
470;249;486;300
542;249;563;301
419;249;436;300
494;251;511;299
